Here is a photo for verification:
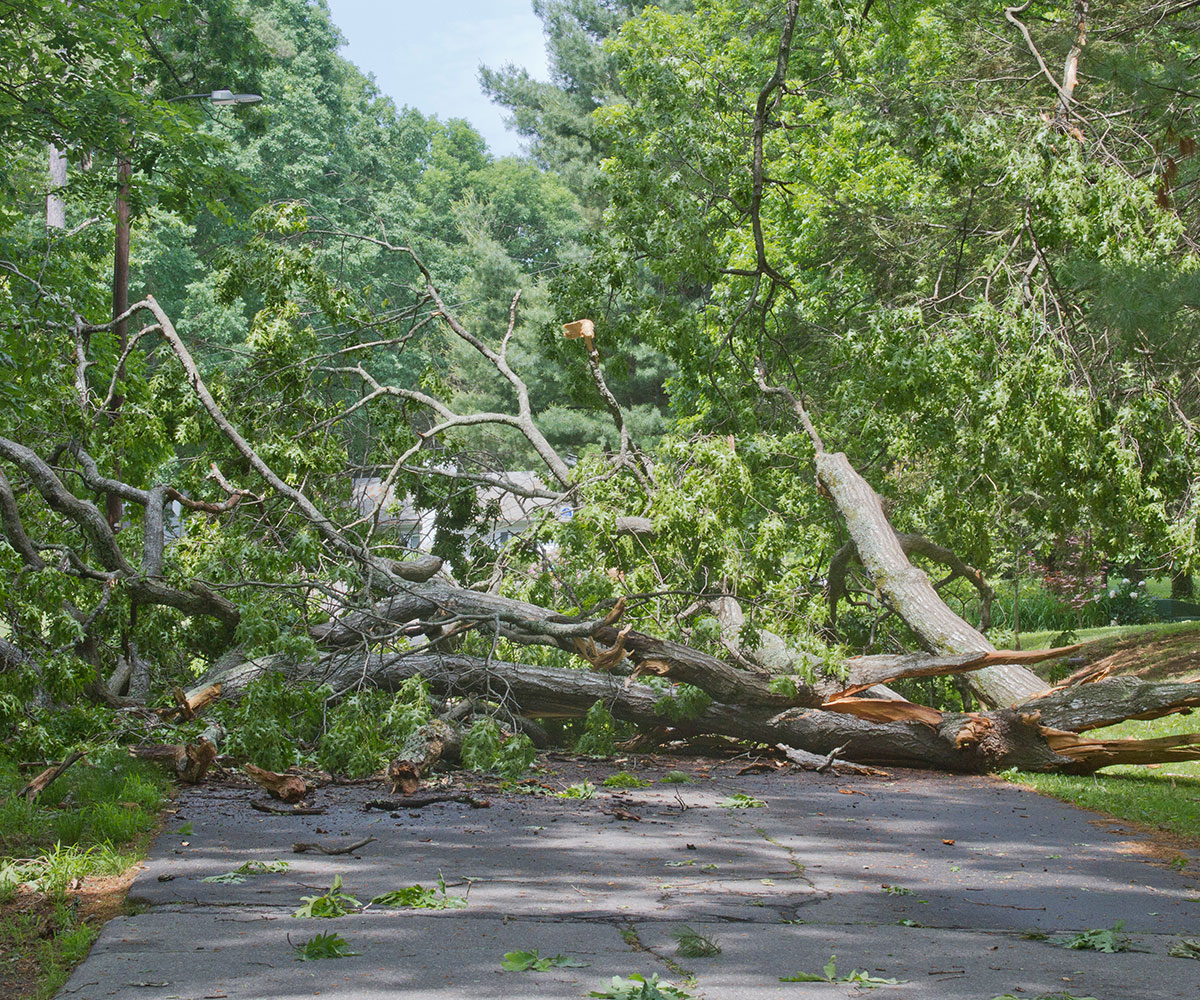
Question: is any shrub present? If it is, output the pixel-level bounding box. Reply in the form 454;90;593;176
573;700;618;757
462;719;536;780
216;671;327;771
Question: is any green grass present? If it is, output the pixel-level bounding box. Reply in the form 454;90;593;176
1018;620;1191;651
0;746;169;999
0;748;165;855
0;897;100;1000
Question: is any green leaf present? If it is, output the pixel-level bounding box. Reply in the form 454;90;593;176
780;954;904;986
557;781;596;799
294;932;358;961
293;875;361;918
369;872;467;909
588;973;694;999
201;872;246;884
779;970;828;982
1169;937;1200;960
717;792;765;809
501;949;588;971
1049;922;1131;953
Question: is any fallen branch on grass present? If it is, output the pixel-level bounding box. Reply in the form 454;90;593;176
18;750;85;801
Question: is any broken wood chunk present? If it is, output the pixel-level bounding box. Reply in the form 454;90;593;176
386;719;461;795
820;696;944;727
1042;729;1200;771
160;682;222;722
244;763;310;803
607;807;641;822
131;739;217;784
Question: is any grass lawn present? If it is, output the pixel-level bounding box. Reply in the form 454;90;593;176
0;749;168;999
1002;621;1200;846
1019;619;1200;651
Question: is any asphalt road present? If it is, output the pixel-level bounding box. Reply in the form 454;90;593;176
55;756;1200;999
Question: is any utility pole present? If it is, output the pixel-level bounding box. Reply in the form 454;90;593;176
103;89;262;532
106;152;131;531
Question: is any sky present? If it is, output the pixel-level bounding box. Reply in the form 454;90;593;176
325;0;550;157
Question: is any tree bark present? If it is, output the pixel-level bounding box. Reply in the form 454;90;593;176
387;719;461;794
828;531;995;632
190;645;1200;775
815;451;1046;707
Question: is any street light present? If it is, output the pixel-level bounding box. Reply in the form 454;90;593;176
106;86;264;530
166;89;264;106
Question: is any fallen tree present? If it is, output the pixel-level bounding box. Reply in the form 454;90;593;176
4;266;1200;778
190;637;1200;775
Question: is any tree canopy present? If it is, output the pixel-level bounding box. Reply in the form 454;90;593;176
1;0;1199;780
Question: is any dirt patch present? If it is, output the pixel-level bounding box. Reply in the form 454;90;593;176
75;864;142;925
1087;816;1200;875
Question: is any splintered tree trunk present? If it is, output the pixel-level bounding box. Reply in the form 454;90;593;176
244;763;310;803
131;739;218;784
387;720;461;794
814;451;1046;707
189;645;1200;775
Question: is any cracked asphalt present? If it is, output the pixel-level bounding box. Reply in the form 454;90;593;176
55;757;1200;999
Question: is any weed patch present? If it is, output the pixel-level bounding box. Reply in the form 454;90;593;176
603;771;651;789
672;925;720;958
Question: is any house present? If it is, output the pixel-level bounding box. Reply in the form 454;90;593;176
350;470;570;552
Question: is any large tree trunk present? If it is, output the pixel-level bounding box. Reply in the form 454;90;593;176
190;645;1200;775
815;451;1046;707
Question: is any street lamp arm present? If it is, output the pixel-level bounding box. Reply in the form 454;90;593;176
165;90;263;105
